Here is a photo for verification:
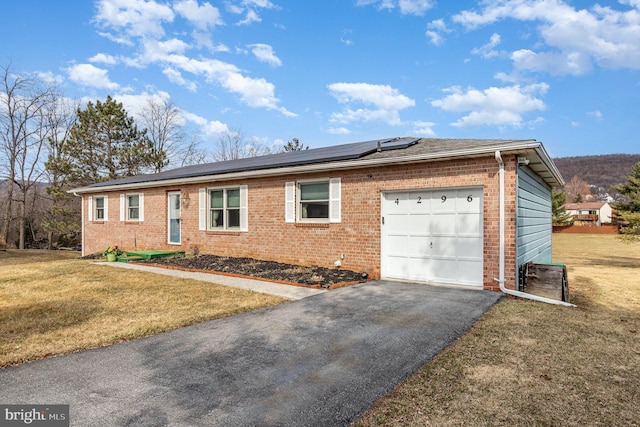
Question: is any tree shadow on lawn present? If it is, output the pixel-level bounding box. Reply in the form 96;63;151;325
584;255;640;269
0;299;101;342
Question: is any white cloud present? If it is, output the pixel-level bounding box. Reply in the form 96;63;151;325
140;38;190;63
471;33;502;59
328;82;415;110
425;31;444;46
173;0;222;30
240;0;276;8
431;83;549;128
67;63;120;90
162;68;197;92
410;121;437;136
511;49;592;75
94;0;174;41
328;82;415;126
453;1;640;73
35;71;64;85
236;9;261;25
327;127;351;135
248;44;282;66
113;91;171;119
398;0;435;16
89;53;118;65
587;110;603;122
357;0;435;16
182;111;230;136
158;55;294;115
425;19;449;46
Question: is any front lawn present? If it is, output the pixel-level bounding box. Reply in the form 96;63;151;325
0;250;287;367
356;234;640;426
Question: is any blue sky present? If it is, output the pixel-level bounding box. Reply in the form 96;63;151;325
3;0;639;158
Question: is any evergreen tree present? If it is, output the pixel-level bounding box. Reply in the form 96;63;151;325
50;96;155;186
552;189;573;225
283;138;308;152
613;162;640;242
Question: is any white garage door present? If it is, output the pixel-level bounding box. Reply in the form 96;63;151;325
381;187;484;286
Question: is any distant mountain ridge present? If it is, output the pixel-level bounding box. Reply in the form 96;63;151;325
553;154;640;202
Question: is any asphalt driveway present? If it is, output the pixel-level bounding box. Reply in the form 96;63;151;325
0;281;502;426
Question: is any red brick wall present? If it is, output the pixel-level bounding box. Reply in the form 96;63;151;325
83;154;519;290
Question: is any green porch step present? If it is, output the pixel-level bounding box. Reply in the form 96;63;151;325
116;256;145;263
122;250;185;260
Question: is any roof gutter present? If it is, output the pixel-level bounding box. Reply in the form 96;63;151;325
494;150;575;307
69;140;557;195
532;143;565;186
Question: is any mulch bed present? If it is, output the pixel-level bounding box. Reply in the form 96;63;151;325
137;254;369;289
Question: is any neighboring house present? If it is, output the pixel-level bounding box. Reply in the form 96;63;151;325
70;137;564;292
564;202;613;226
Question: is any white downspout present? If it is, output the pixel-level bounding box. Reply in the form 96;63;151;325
76;193;85;257
494;151;576;307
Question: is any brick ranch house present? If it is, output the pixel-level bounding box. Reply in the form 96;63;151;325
71;137;564;293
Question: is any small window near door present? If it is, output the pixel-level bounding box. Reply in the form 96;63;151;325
120;193;144;222
95;197;105;220
127;195;140;220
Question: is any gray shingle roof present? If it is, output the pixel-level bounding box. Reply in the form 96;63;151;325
72;137;562;193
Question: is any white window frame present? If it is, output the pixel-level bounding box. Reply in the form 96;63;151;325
199;185;248;232
120;193;144;222
285;178;340;224
88;195;108;222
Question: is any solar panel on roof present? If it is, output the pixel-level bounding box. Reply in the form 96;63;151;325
87;137;420;188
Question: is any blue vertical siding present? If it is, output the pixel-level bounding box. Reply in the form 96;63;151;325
516;165;553;274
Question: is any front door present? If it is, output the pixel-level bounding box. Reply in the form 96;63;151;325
168;192;181;244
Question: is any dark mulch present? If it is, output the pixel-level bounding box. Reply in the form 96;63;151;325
139;254;368;288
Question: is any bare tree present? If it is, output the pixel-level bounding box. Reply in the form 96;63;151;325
213;128;274;161
0;64;56;248
42;97;80;249
139;98;207;171
564;175;591;203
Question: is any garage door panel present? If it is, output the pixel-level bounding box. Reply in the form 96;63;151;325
384;193;408;213
457;237;483;259
386;234;409;257
457;213;482;236
408;236;430;257
456;188;483;212
385;256;409;279
408;213;431;234
432;213;456;235
431;236;456;257
407;191;431;213
431;259;457;282
385;213;410;233
456;260;483;284
431;190;457;213
407;257;431;281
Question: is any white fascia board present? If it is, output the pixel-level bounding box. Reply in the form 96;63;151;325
69;140;555;194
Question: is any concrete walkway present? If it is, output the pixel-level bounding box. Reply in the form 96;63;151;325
0;281;502;426
94;261;325;300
